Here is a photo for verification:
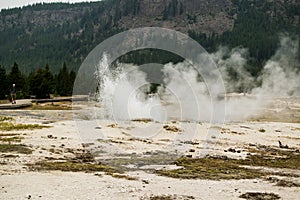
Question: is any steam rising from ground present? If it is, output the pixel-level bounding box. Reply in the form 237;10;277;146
95;36;300;122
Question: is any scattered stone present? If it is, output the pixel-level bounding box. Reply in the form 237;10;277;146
189;149;196;152
278;140;289;149
107;124;118;128
259;128;266;133
240;126;250;129
82;143;95;148
142;179;149;184
182;141;193;144
137;161;145;167
163;125;181;132
47;135;57;139
228;148;236;153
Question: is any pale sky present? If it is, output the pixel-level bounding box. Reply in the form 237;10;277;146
0;0;101;10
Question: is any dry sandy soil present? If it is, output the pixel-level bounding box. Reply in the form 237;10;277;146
0;99;300;200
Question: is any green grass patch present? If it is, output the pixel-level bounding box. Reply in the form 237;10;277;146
140;195;195;200
105;153;177;170
0;116;13;122
157;157;265;180
0;100;10;104
106;172;138;180
0;136;24;142
0;121;49;131
0;133;20;136
28;104;72;110
28;161;117;173
239;192;280;200
146;195;174;200
0;144;32;154
266;177;300;187
157;146;300;180
241;147;300;170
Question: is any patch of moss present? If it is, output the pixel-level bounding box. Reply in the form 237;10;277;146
0;144;32;154
242;147;300;170
49;148;55;153
239;192;280;200
0;136;24;142
0;122;49;131
131;118;153;123
0;116;13;121
28;104;72;110
0;100;9;104
28;161;117;173
0;133;20;136
141;195;195;200
158;146;300;180
266;177;300;187
106;172;138;180
147;195;174;200
105;153;177;170
157;157;265;180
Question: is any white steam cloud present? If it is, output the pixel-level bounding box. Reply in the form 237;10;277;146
253;36;300;97
95;36;300;122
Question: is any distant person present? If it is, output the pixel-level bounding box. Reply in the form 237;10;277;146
11;84;16;104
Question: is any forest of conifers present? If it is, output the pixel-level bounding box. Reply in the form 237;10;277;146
0;0;299;99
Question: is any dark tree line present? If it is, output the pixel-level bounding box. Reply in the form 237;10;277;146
188;0;300;77
0;62;76;100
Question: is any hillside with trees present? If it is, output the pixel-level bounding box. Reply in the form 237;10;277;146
0;0;299;98
0;62;75;99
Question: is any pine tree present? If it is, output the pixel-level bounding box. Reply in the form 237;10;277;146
69;69;76;95
42;64;55;98
57;62;70;96
8;62;25;98
29;68;44;98
0;65;8;99
28;64;55;98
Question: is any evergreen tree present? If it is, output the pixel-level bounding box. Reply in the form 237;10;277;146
0;65;8;99
8;62;25;98
28;64;55;98
42;64;55;97
29;68;44;98
69;69;76;94
56;62;70;96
